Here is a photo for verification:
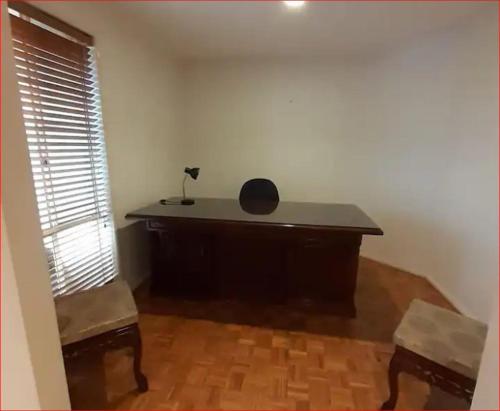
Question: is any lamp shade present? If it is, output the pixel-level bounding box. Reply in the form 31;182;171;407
184;167;200;180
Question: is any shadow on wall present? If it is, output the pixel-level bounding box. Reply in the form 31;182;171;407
116;222;151;290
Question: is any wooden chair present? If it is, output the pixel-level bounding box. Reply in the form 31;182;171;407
55;281;148;402
381;299;487;409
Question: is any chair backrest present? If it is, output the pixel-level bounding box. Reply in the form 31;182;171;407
239;178;279;203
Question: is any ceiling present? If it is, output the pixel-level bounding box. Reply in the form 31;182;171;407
117;1;496;59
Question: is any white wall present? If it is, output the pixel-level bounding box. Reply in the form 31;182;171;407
180;58;362;202
1;3;70;408
2;214;41;410
353;12;498;321
472;300;499;410
180;12;498;321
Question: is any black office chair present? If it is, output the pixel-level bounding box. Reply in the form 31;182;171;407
239;178;279;203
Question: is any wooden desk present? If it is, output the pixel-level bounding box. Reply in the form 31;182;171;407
126;198;383;317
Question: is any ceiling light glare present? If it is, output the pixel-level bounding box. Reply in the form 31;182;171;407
284;1;306;9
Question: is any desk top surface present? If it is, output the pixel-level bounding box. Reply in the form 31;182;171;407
126;198;383;235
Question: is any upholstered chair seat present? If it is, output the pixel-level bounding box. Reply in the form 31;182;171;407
55;280;138;346
393;299;487;380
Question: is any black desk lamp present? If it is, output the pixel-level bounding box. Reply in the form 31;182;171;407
181;167;199;205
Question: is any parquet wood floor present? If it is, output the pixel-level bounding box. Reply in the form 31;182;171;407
71;258;460;410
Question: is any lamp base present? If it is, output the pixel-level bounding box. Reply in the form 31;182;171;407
181;199;195;205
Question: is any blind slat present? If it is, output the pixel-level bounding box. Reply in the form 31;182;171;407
36;182;108;198
13;45;92;78
21;96;87;113
49;247;114;276
58;267;115;296
33;163;100;173
35;176;105;190
62;264;115;290
18;75;95;100
60;261;115;286
29;135;100;142
24;111;98;124
38;197;108;215
43;216;111;243
52;266;115;295
30;155;104;165
47;239;113;268
50;263;112;291
15;60;95;87
24;117;99;128
16;65;96;92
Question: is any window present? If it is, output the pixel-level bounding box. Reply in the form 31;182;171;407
8;3;117;296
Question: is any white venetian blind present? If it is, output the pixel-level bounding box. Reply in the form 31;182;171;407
8;3;117;297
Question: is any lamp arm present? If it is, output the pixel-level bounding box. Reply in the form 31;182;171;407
182;174;188;200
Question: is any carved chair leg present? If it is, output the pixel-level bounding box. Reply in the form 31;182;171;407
381;351;402;410
132;324;149;392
